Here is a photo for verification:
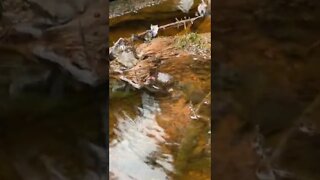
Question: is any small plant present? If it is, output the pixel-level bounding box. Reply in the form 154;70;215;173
176;32;202;48
175;32;210;57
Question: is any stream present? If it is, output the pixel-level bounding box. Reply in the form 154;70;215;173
109;0;211;178
110;92;174;180
0;0;211;179
109;55;211;180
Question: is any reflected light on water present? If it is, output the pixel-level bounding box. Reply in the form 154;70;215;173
110;93;174;180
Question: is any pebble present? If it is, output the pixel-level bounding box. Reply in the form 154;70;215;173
157;72;172;83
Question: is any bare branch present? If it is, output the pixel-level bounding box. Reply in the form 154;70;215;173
131;15;204;41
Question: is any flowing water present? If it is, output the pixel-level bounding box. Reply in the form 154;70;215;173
109;59;211;179
110;93;174;180
109;1;212;176
0;1;211;179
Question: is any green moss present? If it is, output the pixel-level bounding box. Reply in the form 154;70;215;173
175;33;210;53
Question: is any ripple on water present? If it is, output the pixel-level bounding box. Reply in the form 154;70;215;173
110;92;174;180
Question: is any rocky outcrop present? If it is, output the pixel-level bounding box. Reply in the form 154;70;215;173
0;1;107;179
1;0;107;89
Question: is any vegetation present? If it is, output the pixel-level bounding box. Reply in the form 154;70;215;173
175;32;211;56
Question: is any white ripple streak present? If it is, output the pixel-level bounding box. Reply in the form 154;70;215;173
110;93;174;180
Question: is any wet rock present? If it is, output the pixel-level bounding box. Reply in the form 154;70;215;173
14;24;43;38
33;45;100;86
144;72;175;95
109;0;166;19
109;38;139;68
1;0;107;87
156;72;172;84
109;78;126;92
26;0;96;24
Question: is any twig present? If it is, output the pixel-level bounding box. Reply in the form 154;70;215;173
119;76;141;89
160;15;203;30
189;92;211;120
195;92;211;114
133;15;204;40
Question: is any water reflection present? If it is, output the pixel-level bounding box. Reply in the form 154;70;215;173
110;92;174;180
109;1;211;178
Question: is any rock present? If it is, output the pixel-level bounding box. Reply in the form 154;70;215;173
156;72;172;84
1;0;107;87
109;38;139;68
14;24;43;38
109;78;127;92
26;0;96;24
143;72;174;95
32;45;100;86
117;51;139;68
109;0;166;19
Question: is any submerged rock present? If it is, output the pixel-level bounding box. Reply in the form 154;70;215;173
157;72;172;84
144;72;175;94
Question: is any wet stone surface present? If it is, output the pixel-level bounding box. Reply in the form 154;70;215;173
0;0;107;179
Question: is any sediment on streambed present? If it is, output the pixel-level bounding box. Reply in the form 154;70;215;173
109;1;211;179
109;32;211;95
